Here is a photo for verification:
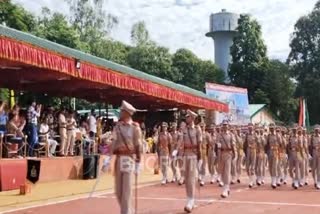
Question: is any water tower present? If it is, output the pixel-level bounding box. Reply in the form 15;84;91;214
206;9;239;82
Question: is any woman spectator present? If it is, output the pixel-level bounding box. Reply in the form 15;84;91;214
0;101;8;135
6;109;26;158
39;117;58;157
66;110;77;156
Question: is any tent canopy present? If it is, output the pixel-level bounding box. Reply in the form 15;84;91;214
0;25;228;112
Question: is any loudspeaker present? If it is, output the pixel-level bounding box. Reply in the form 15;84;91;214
83;154;100;179
27;159;41;184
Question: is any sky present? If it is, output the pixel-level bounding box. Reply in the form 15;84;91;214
13;0;318;62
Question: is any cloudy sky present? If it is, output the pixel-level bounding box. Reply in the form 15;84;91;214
13;0;318;61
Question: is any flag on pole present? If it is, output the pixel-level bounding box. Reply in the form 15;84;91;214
298;97;310;128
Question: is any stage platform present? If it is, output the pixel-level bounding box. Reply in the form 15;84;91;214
0;154;157;191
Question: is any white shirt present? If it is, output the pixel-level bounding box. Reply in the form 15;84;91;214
88;115;97;133
39;123;50;141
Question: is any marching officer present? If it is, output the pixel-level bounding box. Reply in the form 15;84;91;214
288;126;304;189
170;122;180;183
155;122;172;185
215;125;224;187
266;124;281;189
208;124;218;184
217;121;235;198
199;122;211;186
178;121;187;185
173;110;202;213
302;127;310;185
230;126;238;184
244;123;257;188
255;127;265;186
109;100;142;214
235;127;245;183
311;125;320;189
278;127;289;185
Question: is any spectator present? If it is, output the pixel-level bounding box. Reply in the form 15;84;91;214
58;108;67;156
88;109;97;139
39;117;58;157
6;109;26;158
79;121;94;155
0;101;8;135
66;110;77;156
26;101;41;157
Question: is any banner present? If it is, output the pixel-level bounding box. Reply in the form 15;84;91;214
205;83;250;125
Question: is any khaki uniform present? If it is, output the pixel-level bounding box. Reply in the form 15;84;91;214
58;113;67;155
278;134;288;183
235;133;244;182
66;117;76;155
244;132;257;185
199;131;211;181
208;132;217;182
170;130;180;181
178;124;202;204
288;134;304;188
156;131;172;183
230;132;238;183
217;131;235;196
255;133;265;184
112;120;141;214
266;133;281;187
301;135;309;184
311;134;320;187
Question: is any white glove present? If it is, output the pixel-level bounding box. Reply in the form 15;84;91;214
308;154;312;160
101;156;111;173
285;154;288;160
172;150;178;157
197;160;203;171
134;162;141;174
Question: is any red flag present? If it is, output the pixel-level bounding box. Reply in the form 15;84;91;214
298;97;303;126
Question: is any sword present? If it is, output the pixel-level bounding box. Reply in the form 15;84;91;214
88;173;102;198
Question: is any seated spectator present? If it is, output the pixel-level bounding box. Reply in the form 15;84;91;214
0;101;8;135
39;117;58;157
6;109;26;158
79;121;94;155
66;110;77;156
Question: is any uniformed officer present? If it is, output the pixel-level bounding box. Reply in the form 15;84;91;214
235;127;245;183
110;100;142;214
255;127;265;186
266;124;281;189
230;126;238;184
173;110;202;213
311;125;320;189
288;125;304;189
208;124;218;184
244;123;257;188
155;122;172;185
217;121;235;198
278;127;289;185
301;127;310;185
170;122;180;183
199;122;211;186
178;121;187;185
215;125;224;187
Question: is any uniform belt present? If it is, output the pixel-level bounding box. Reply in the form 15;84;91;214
60;127;66;129
114;150;134;155
67;129;75;131
221;148;233;152
184;145;198;150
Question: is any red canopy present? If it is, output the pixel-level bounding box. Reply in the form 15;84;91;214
0;26;228;112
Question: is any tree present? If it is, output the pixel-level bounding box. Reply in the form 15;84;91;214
95;39;131;65
34;7;87;50
288;1;320;124
131;21;152;46
127;45;176;81
172;49;224;91
0;0;36;32
260;60;297;123
66;0;118;55
229;14;268;101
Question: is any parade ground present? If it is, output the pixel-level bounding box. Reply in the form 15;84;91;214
1;173;320;214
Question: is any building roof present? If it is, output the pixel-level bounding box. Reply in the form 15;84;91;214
249;104;266;118
0;25;228;111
